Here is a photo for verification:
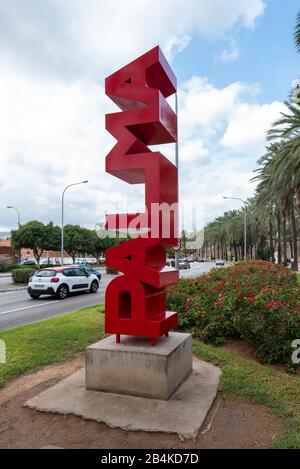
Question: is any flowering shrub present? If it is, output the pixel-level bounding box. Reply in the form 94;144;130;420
166;260;300;366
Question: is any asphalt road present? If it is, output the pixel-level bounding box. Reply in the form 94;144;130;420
0;262;217;331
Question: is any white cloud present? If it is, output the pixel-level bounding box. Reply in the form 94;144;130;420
0;0;265;78
0;70;282;230
0;73;283;230
0;0;270;230
176;77;285;226
179;76;247;138
219;38;240;63
164;35;192;62
221;101;286;151
180;138;209;163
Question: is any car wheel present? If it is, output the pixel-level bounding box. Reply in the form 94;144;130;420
56;285;68;300
90;280;99;293
30;294;40;299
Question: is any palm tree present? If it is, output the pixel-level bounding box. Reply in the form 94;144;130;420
266;102;300;270
295;11;300;52
254;135;299;270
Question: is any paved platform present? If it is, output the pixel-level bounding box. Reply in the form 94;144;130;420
86;332;192;399
25;358;221;441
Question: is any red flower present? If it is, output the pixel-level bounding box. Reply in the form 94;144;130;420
244;292;255;299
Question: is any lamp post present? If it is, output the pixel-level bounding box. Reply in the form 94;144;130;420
7;206;21;263
223;197;247;260
61;181;88;266
6;206;20;227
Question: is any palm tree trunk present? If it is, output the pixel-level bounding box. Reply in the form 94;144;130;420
269;213;274;262
290;240;294;259
282;210;287;266
290;202;299;271
255;222;259;259
233;242;238;261
295;191;300;219
238;245;242;260
276;210;282;264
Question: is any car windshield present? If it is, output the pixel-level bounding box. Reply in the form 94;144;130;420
35;270;57;278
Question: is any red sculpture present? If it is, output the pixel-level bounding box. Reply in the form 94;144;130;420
104;46;178;345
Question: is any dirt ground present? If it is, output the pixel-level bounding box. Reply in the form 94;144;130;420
0;353;284;449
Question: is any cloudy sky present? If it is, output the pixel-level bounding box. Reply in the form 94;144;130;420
0;0;299;233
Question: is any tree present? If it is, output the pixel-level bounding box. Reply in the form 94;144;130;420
88;228;117;261
11;221;60;266
63;225;91;264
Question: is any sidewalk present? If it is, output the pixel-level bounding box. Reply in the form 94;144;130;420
0;274;27;293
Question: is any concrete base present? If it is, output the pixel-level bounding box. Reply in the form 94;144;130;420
86;332;192;399
25;358;221;441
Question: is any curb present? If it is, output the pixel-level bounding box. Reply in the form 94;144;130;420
0;286;27;293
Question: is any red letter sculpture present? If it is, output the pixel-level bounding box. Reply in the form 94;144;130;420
105;46;178;345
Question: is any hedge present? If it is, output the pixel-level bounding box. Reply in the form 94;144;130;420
11;268;36;284
106;267;119;275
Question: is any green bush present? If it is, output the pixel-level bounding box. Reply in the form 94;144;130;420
10;264;38;270
11;268;36;284
0;256;15;272
167;260;300;367
106;267;119;275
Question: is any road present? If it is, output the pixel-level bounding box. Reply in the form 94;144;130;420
0;262;216;331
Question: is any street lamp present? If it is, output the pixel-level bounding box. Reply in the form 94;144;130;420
223;196;247;260
6;206;21;227
7;206;21;263
61;180;88;266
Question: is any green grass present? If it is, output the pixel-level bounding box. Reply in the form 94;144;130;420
193;340;300;448
296;272;300;285
1;303;300;447
0;304;104;388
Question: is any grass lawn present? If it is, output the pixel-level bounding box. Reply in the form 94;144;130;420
1;303;300;448
193;341;300;449
0;304;104;388
297;272;300;285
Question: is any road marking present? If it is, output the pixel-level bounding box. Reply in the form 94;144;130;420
0;301;60;316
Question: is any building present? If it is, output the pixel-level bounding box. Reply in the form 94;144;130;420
0;240;17;261
0;239;66;263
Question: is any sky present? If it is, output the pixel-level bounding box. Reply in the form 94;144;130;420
0;0;299;234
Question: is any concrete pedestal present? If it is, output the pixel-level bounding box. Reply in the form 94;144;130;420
85;332;192;400
25;358;221;441
25;332;221;440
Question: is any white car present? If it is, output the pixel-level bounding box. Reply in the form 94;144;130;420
216;259;225;267
27;266;100;300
